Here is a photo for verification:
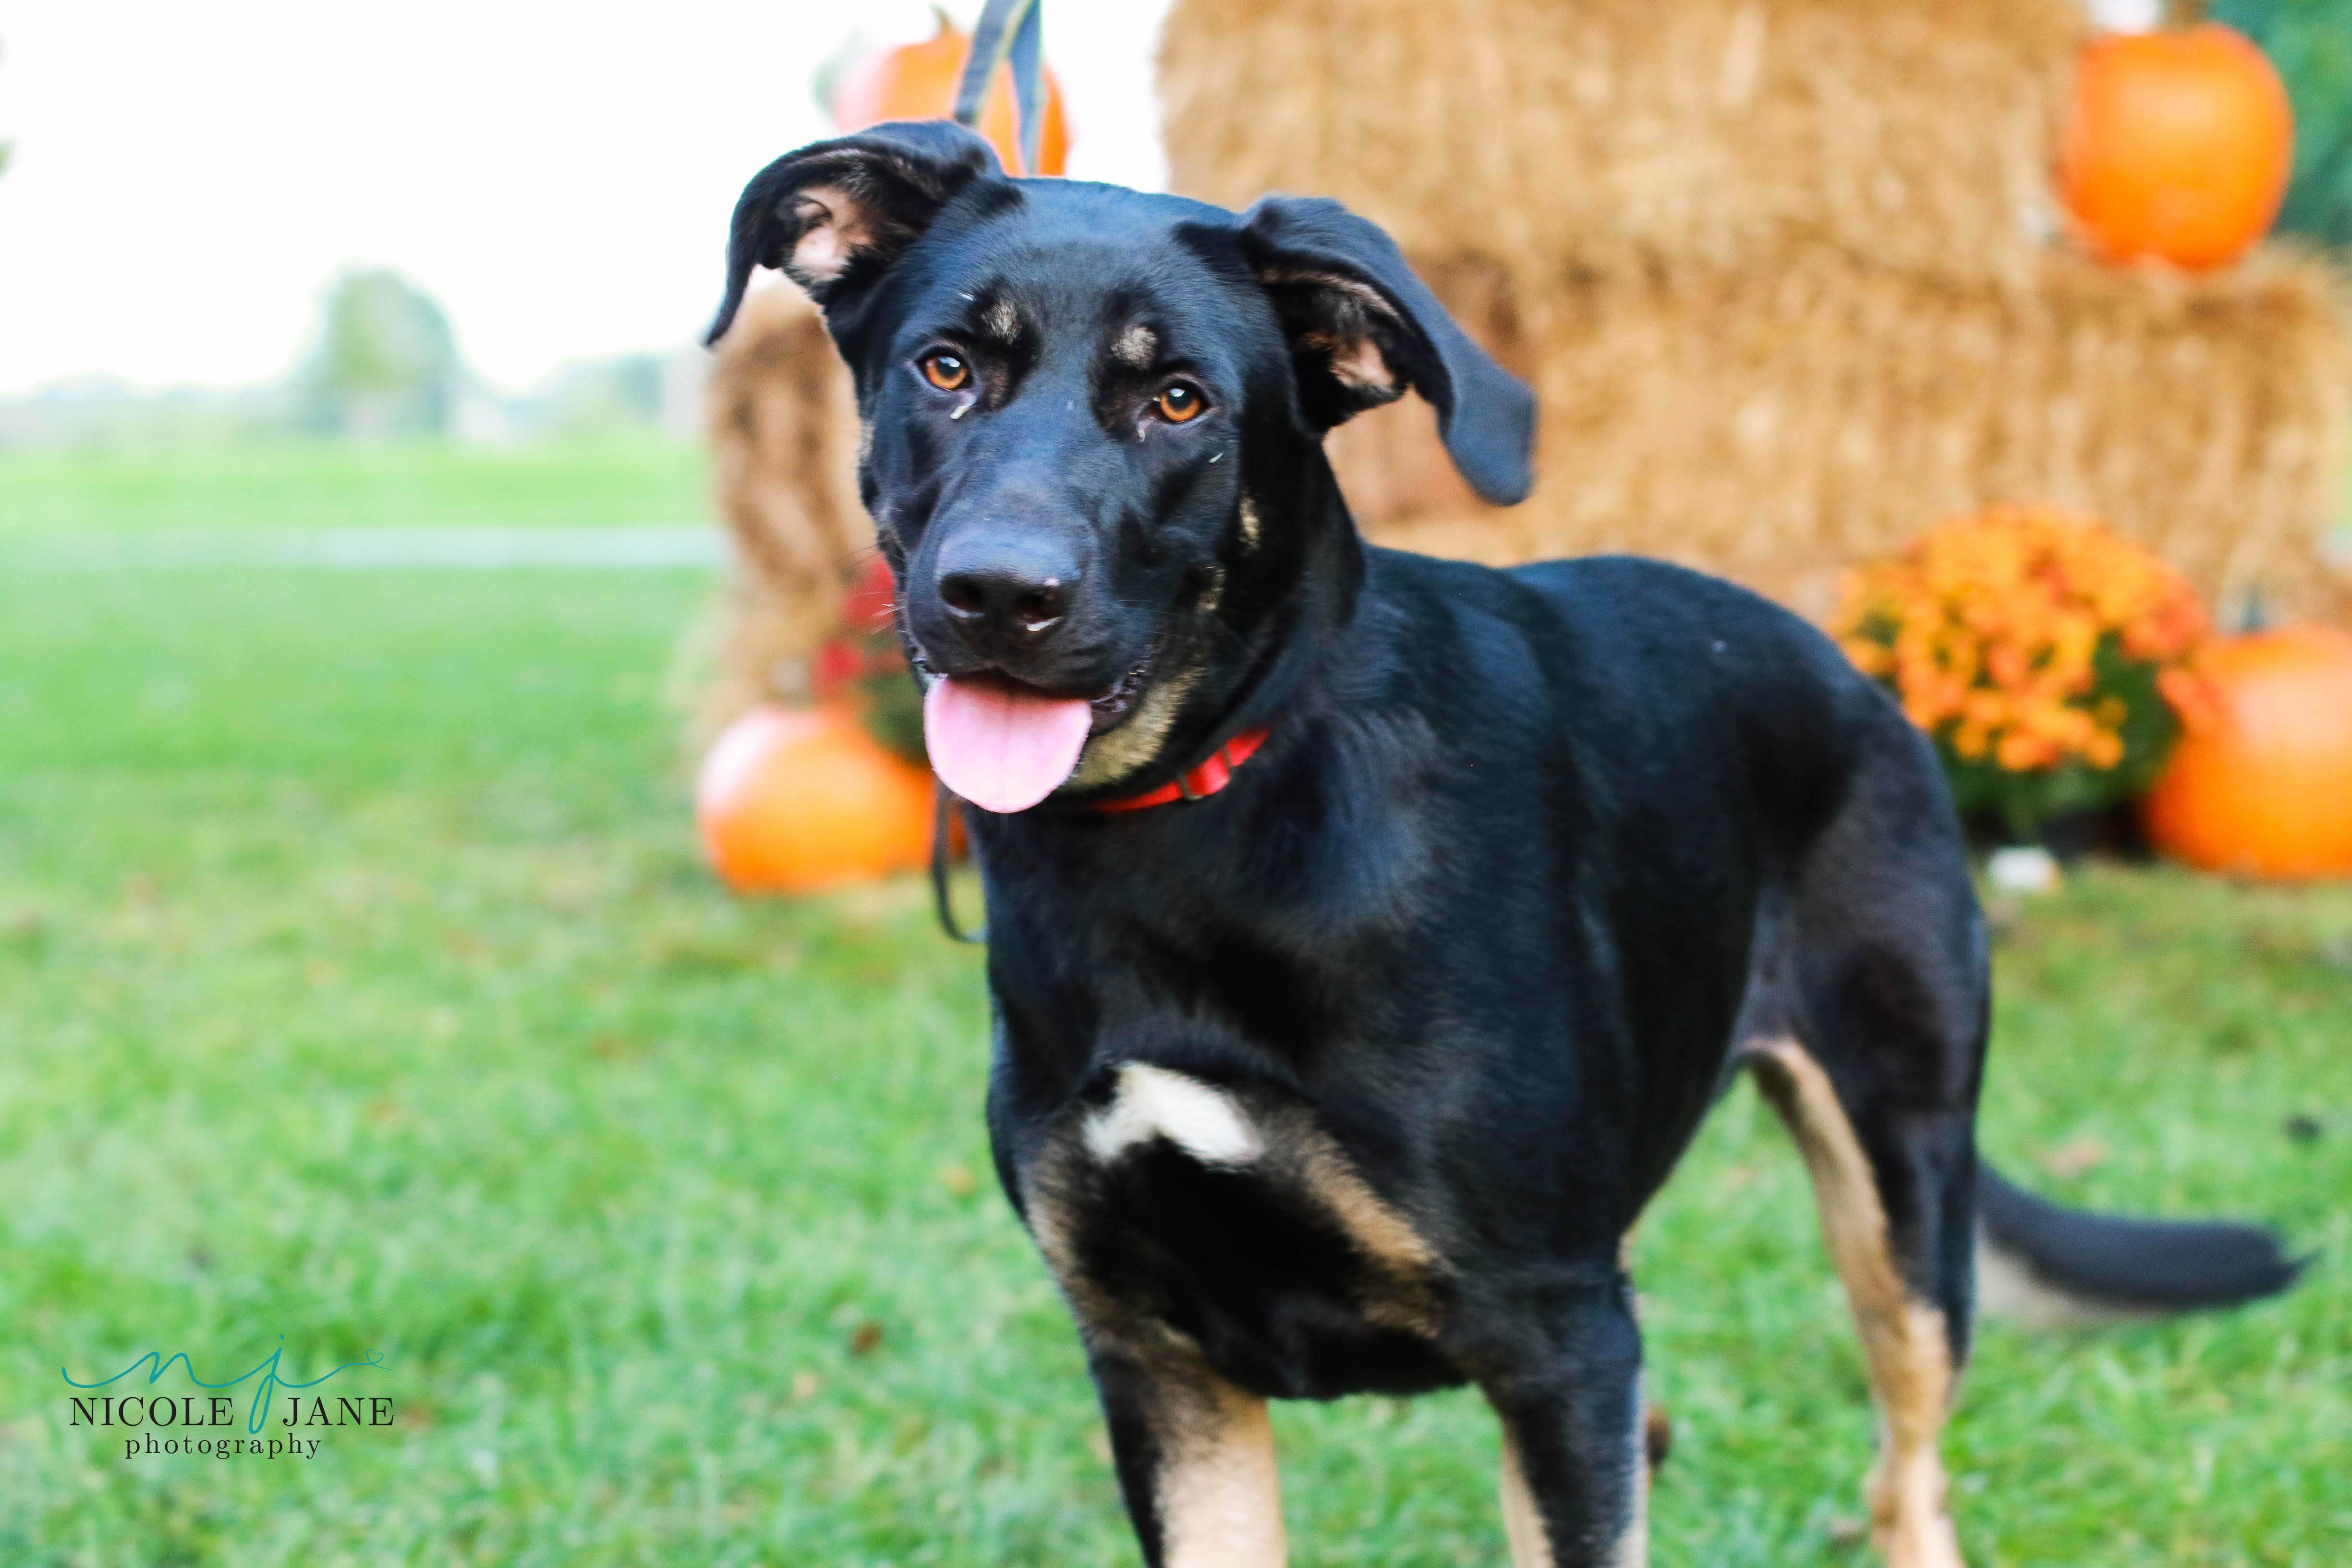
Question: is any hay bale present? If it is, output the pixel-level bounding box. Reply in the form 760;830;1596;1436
695;0;2352;743
701;283;868;722
673;568;834;750
1159;0;2084;291
1336;244;2352;624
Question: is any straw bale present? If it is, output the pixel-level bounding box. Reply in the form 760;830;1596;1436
1334;244;2352;625
1159;0;2083;290
667;568;817;748
703;282;867;678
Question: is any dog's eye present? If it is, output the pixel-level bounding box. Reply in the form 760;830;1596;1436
1153;381;1207;424
920;352;971;392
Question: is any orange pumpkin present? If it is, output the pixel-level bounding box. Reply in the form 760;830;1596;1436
2059;24;2293;270
697;705;937;893
830;10;1070;177
2142;626;2352;879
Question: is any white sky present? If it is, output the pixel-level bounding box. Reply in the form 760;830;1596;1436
0;0;1176;396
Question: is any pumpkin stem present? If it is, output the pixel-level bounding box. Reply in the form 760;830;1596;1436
2164;0;2211;25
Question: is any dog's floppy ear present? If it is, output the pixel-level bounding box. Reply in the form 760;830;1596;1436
1236;196;1535;506
705;120;1002;346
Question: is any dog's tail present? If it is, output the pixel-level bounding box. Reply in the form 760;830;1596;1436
1975;1161;2306;1327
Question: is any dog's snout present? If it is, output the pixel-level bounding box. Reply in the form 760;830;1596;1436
934;534;1079;643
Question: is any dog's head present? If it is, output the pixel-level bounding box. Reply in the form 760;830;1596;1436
708;121;1533;812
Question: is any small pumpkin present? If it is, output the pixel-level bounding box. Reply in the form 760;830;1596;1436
2059;24;2293;270
697;704;937;893
2141;625;2352;879
829;9;1070;176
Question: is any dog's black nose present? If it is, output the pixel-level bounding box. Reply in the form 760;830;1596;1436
934;535;1077;642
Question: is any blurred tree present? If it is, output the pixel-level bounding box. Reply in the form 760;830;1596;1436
297;268;463;438
525;353;666;436
2211;0;2352;246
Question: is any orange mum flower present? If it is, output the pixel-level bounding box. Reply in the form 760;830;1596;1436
1834;504;2210;787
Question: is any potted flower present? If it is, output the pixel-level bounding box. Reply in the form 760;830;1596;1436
1835;504;2211;851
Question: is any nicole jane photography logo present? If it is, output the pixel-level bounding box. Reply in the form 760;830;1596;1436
63;1338;391;1462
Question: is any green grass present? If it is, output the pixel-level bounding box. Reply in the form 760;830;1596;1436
0;437;708;534
0;565;2346;1566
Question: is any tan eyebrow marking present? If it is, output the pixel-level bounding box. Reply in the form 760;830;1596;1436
1112;324;1159;369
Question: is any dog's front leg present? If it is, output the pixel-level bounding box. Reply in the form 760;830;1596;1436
1480;1277;1649;1568
1088;1346;1286;1568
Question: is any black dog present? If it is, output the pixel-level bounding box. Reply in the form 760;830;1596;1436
707;121;2301;1568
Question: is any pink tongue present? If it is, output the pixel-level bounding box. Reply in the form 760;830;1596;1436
923;675;1094;814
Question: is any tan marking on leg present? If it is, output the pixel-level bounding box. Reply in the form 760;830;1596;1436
1029;1187;1286;1567
1160;1374;1287;1568
1616;1489;1649;1566
1495;1405;1648;1568
1021;1174;1122;1346
1025;1151;1283;1563
1019;1094;1445;1568
1498;1426;1554;1568
1022;1098;1445;1348
1620;1386;1651;1567
1288;1133;1438;1274
1751;1040;1965;1568
1271;1106;1447;1334
1022;1121;1257;1366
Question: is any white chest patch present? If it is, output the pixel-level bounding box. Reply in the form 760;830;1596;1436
1084;1064;1263;1168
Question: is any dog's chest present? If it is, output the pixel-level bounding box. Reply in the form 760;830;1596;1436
1020;1063;1461;1400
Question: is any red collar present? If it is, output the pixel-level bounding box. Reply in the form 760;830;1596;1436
1092;727;1270;814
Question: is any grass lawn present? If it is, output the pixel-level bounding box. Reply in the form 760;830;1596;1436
0;562;2346;1567
0;437;709;535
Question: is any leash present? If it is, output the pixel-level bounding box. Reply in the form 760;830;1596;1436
932;782;986;945
930;0;1038;949
953;0;1047;175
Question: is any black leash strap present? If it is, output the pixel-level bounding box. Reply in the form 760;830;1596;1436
934;0;1039;944
931;781;986;945
952;0;1046;175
